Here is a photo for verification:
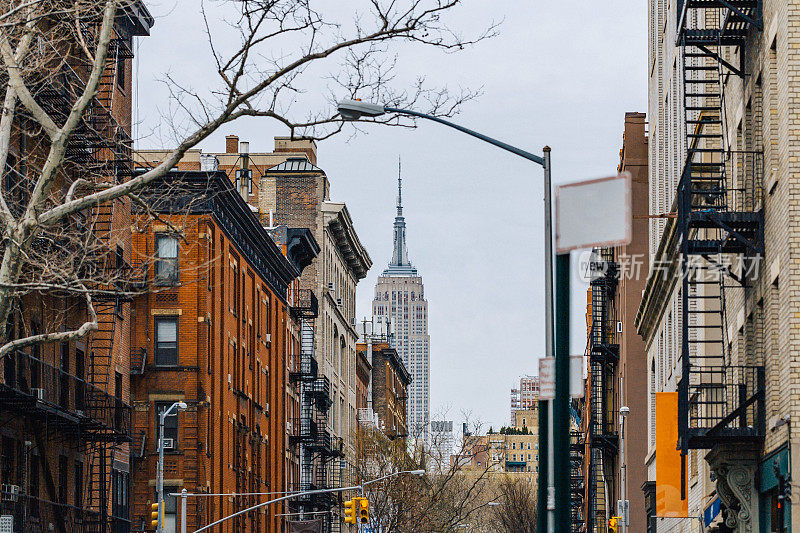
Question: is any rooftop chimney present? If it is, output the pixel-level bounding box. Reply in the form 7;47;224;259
225;135;239;154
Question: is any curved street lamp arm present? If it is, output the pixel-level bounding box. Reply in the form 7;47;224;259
193;483;365;533
383;107;545;166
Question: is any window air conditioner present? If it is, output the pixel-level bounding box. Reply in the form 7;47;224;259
616;322;623;333
1;484;19;502
327;282;335;291
336;298;343;306
162;438;174;450
31;388;44;401
264;333;271;343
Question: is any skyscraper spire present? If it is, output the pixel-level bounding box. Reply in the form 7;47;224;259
397;157;403;217
386;156;417;275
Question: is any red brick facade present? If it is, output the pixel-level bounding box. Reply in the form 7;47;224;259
129;171;307;532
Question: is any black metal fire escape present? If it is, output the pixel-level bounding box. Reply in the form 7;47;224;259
0;27;138;533
585;247;619;533
675;0;766;465
570;427;585;533
289;289;341;533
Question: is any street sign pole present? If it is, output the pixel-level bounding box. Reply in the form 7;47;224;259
553;252;571;532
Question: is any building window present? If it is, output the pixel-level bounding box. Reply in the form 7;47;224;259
112;470;129;519
155;318;179;366
155;234;179;284
155;402;180;450
155;485;179;533
75;461;83;509
58;455;68;504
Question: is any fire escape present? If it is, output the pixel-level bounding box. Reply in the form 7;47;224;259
570;405;585;533
0;21;142;533
584;248;619;533
289;289;342;533
675;0;766;466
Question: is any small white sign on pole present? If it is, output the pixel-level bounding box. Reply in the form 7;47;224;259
569;355;584;398
555;172;632;253
539;357;555;400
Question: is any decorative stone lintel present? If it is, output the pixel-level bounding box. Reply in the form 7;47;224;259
705;443;760;533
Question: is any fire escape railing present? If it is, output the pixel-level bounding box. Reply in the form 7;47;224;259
0;349;131;439
675;0;766;456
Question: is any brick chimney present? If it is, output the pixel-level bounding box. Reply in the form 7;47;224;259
225;135;239;154
274;137;318;166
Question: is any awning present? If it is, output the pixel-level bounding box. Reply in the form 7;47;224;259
704;497;722;528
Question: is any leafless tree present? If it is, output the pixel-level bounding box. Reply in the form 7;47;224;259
0;0;496;354
353;418;503;533
490;477;538;533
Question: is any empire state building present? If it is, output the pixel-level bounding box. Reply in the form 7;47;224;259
372;165;430;436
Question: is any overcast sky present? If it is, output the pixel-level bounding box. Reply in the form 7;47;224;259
135;1;648;431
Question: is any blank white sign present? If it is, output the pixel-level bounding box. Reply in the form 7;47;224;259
555;173;632;253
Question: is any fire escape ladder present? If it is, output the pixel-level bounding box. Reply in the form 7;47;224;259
83;441;112;533
676;0;765;455
583;248;619;532
569;430;585;532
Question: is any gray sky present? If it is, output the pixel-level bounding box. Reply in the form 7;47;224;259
135;1;647;431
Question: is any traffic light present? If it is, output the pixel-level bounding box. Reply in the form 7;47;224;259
358;497;369;524
344;498;357;524
150;501;162;529
608;516;619;533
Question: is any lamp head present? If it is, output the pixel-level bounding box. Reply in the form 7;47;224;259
620;406;630;417
337;99;386;121
177;401;188;410
409;469;425;476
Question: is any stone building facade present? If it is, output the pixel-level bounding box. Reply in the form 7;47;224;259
638;2;796;531
371;172;430;439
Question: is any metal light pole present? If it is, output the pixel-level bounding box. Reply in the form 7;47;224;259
336;99;559;533
157;400;187;533
619;406;630;533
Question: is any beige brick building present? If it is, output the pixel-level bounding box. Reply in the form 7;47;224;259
638;1;796;531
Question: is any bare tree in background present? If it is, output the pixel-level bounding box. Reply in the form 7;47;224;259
0;0;495;354
491;477;538;533
354;419;502;533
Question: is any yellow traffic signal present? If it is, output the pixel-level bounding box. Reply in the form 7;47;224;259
344;498;357;524
608;516;619;533
358;497;369;524
150;501;162;529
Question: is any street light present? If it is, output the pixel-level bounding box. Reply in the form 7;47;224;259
190;470;426;533
157;401;187;533
619;406;630;533
337;98;560;533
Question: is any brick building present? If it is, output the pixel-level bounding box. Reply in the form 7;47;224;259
510;376;540;425
459;412;539;482
638;2;797;531
128;169;315;532
137;137;372;533
0;5;153;533
576;112;649;533
356;339;410;441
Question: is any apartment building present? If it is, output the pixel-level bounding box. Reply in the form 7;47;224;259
356;339;411;441
0;5;153;533
136;136;371;533
510;376;540;425
638;2;794;531
460;412;539;482
128;169;315;532
576;113;650;533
